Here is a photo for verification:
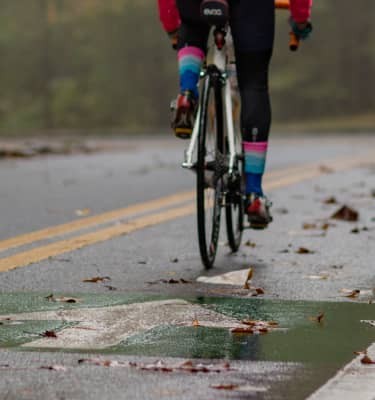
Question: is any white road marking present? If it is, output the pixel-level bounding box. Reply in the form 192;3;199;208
197;269;250;286
1;299;246;349
307;343;375;400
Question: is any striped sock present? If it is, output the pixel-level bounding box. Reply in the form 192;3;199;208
178;46;205;99
243;141;268;196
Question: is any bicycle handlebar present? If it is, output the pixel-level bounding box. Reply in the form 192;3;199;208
275;0;300;51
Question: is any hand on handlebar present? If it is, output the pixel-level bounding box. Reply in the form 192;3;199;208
289;18;313;40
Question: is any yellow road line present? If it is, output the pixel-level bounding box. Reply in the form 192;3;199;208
0;153;367;254
0;190;195;253
0;203;196;272
0;152;373;272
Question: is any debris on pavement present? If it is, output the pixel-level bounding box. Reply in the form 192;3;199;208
309;313;325;324
343;289;361;299
39;365;67;372
331;205;359;222
243;268;253;289
231;319;279;335
296;247;315;254
323;196;338;205
147;278;193;285
82;276;111;283
78;358;235;373
306;274;329;280
40;330;58;338
360;355;375;365
45;294;81;303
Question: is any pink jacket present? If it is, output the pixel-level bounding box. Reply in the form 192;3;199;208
158;0;312;32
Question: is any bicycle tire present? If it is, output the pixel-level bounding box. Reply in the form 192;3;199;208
225;153;244;252
197;70;225;269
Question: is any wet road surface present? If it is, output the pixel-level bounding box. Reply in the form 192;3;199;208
0;134;375;399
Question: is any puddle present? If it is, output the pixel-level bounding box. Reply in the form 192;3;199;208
1;293;373;364
0;293;373;400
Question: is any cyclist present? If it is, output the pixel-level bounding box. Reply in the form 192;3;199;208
158;0;313;229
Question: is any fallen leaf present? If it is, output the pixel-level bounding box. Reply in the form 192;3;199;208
321;222;336;230
78;358;128;368
46;295;80;303
40;365;67;371
170;258;179;263
147;278;192;285
82;276;111;283
331;205;359;222
243;268;253;289
303;223;318;230
104;285;117;291
345;289;361;298
231;327;255;334
192;318;200;327
41;330;58;338
296;247;314;254
245;240;256;248
319;165;334;174
323;196;338;205
361;355;375;365
211;384;239;390
75;208;91;217
354;350;367;355
45;294;55;301
255;288;265;295
309;313;324;323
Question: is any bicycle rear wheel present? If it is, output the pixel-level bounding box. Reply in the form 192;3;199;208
226;152;244;252
197;71;225;269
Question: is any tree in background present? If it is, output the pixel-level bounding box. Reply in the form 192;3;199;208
0;0;373;134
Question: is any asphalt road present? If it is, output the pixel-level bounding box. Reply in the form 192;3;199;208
0;134;375;400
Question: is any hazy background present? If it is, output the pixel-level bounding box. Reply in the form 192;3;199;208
0;0;374;136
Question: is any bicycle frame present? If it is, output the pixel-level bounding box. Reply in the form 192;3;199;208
182;28;237;176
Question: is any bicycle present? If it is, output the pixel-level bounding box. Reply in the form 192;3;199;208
181;0;299;269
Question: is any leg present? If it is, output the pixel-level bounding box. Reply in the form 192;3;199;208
172;1;210;138
230;0;275;227
236;49;273;196
176;0;210;98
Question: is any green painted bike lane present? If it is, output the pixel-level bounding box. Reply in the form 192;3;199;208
1;293;373;362
0;293;374;399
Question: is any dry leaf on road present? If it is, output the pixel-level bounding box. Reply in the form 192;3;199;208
211;384;239;390
296;247;314;254
303;223;318;230
323;196;338;205
309;313;324;323
344;289;361;298
361;355;375;365
243;268;253;289
82;276;111;283
40;365;67;371
41;330;58;338
331;205;359;222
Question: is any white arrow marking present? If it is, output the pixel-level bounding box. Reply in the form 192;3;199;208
1;299;247;349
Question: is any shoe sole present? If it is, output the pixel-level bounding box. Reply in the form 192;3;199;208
174;127;192;140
